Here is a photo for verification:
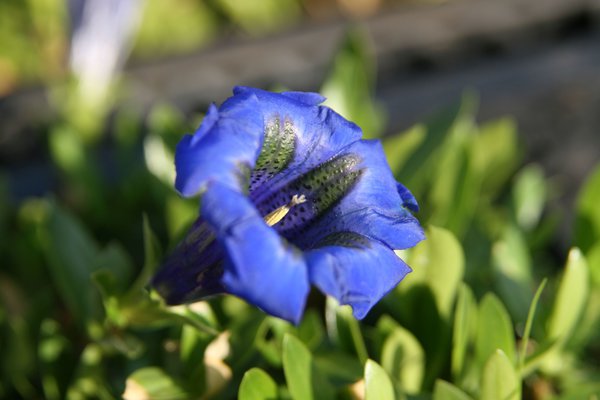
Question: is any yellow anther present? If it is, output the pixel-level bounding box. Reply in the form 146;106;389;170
264;194;307;227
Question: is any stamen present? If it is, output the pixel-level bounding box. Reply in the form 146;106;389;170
264;194;307;227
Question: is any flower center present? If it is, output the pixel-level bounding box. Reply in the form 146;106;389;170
263;194;307;227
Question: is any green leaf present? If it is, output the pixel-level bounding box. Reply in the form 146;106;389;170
575;162;600;252
472;117;520;199
39;200;100;324
393;98;466;194
123;367;189;400
433;380;474;400
512;164;547;230
383;124;426;175
492;226;534;322
381;325;424;394
364;359;395;400
239;368;278;400
321;29;384;138
480;350;520;400
518;279;547;371
476;293;516;369
215;0;300;35
547;248;589;344
400;225;465;320
587;240;600;287
325;298;368;364
282;334;333;400
451;284;477;380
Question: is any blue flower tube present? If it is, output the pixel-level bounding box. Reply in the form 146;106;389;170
152;87;424;324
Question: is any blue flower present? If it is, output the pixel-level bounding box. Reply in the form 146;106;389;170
152;87;424;324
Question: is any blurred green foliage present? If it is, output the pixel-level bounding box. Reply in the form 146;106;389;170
2;12;600;400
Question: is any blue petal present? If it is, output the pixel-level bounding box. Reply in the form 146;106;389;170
397;182;419;212
151;219;225;304
306;236;411;319
297;139;424;251
175;87;362;199
175;91;263;197
234;87;326;106
201;182;310;324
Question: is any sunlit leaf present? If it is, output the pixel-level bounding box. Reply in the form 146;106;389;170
433;380;474;400
364;359;394;400
476;293;516;369
239;368;278;400
480;350;519;400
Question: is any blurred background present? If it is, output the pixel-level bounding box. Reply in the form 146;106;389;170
2;0;600;399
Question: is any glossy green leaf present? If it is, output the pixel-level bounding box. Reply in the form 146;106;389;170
480;350;520;400
239;368;278;400
433;380;474;400
476;293;516;369
547;248;589;344
451;284;477;380
364;359;395;400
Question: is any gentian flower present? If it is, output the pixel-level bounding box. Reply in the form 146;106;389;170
152;87;424;324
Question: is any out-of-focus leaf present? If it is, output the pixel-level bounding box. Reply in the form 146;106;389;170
144;134;175;186
313;351;363;383
476;293;516;369
381;325;424;394
587;240;600;287
364;359;394;400
480;350;519;400
547;248;589;345
433;380;474;400
512;164;546;230
215;0;300;35
393;98;466;194
256;317;293;366
429;108;479;234
492;226;533;322
134;0;217;56
238;368;278;400
383;124;426;176
282;333;334;400
38;200;100;324
451;284;477;381
471;117;520;199
297;310;325;351
325;298;368;364
575;163;600;253
518;279;547;372
38;319;70;400
123;367;189;400
93;243;134;294
321;29;384;138
400;225;464;320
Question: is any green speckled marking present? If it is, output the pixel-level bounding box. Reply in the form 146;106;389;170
295;154;363;215
254;116;296;175
317;231;371;249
